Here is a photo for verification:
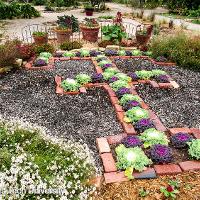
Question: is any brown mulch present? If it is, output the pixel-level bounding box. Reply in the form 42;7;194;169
93;171;200;200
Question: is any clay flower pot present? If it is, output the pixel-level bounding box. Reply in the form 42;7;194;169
54;28;72;44
80;25;100;43
85;8;94;16
33;34;48;45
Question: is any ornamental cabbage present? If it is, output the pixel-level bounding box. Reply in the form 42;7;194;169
151;69;167;76
121;136;143;148
132;49;142;56
39;52;52;59
170;132;193;148
63;51;75;57
104;67;119;74
139;128;169;148
80;49;90;57
119;94;142;106
103;72;115;81
76;74;91;85
135;70;153;80
110;80;130;91
118;50;126;56
115;73;132;82
98;60;112;67
61;78;80;91
188;139;200;160
125;107;149;123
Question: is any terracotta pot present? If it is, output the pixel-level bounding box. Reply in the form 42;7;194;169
80;25;100;43
54;29;72;44
136;34;150;46
33;34;48;45
85;8;94;16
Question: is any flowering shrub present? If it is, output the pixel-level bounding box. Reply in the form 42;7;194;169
149;144;173;164
110;80;130;91
0;119;96;199
127;72;139;81
61;78;80;91
115;87;131;98
76;74;91;85
114;73;132;82
119;94;142;106
135;70;153;80
34;58;48;67
123;100;140;111
115;144;152;177
132;49;142;56
125;107;149;123
139;128;169;148
63;51;75;57
134;118;154;133
121;136;143;148
188;139;200;160
170;132;193;148
91;73;103;83
80;49;90;57
104;49;118;56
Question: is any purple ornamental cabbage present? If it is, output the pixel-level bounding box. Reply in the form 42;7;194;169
134;118;154;133
102;63;113;70
91;73;103;83
125;51;133;56
105;49;118;56
75;51;81;57
123;100;140;111
127;72;139;81
108;76;119;83
96;57;108;62
170;132;193;148
149;144;173;164
34;59;47;67
54;52;63;57
90;50;101;57
121;135;143;148
115;87;131;98
156;75;169;83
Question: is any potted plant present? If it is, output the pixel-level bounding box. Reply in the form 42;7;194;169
84;3;94;16
80;18;100;43
32;31;48;45
54;15;79;44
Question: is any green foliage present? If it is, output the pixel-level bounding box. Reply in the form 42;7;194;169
39;52;52;59
160;186;179;199
98;15;114;19
61;78;80;91
118;50;126;56
103;72;115;80
139;128;169;148
115;73;132;82
33;44;55;55
188;139;200;160
0;2;40;19
63;51;75;57
76;73;91;85
104;67;119;74
132;49;142;56
80;49;90;57
139;188;150;197
149;33;200;71
115;144;152;173
125;107;149;123
110;80;130;91
32;31;47;37
60;41;82;51
102;25;127;44
135;70;154;80
119;94;142;106
151;69;167;76
98;60;112;67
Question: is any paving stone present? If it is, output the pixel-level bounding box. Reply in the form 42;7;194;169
133;168;157;179
179;161;200;171
170;81;180;89
154;164;182;175
104;171;128;184
96;138;111;153
101;153;117;172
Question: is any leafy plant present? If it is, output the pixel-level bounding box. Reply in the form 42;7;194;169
16;44;34;60
134;118;154;133
122;136;143;148
140;128;169;148
123;100;140;111
82;18;99;28
63;51;75;57
89;50;101;57
33;44;55;55
160;185;179;200
104;49;118;56
132;49;142;56
110;80;130;91
187;139;200;160
125;107;149;123
170;132;193;148
76;74;91;85
139;188;150;197
80;49;90;57
61;78;80;92
91;73;103;83
98;59;112;67
114;73;132;82
115;87;131;98
103;72;116;81
108;76;119;83
149;144;173;164
155;75;170;83
151;69;167;76
34;58;47;67
119;94;142;106
118;50;126;56
102;25;127;44
127;72;139;81
32;31;47;37
60;41;83;51
115;144;152;174
104;67;119;74
39;52;52;59
135;70;153;80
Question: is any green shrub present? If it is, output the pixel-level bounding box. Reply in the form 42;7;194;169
33;44;55;55
60;41;83;51
149;33;200;71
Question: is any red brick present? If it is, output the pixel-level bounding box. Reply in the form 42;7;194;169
96;66;103;74
138;80;147;84
110;96;119;105
101;153;117;172
141;102;149;110
55;75;61;85
149;110;158;120
107;89;116;97
158;83;173;89
154;164;182;175
89;176;103;188
63;91;80;95
179;161;200;171
132;81;139;85
133;168;156;179
107;133;127;144
130;88;138;95
116;112;124;122
113;104;123;112
104;171;128;184
170;81;180;89
153;118;167;132
149;80;159;88
169;128;192;135
56;86;63;94
122;122;136;134
190;128;200;139
96;138;111;153
80;87;87;93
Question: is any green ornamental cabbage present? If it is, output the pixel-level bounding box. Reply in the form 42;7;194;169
98;60;112;67
102;72;116;81
125;107;149;123
118;50;126;56
76;74;91;85
63;51;75;57
132;49;142;56
119;94;142;106
36;56;49;63
110;80;130;91
135;70;154;80
39;52;52;59
187;139;200;160
151;69;167;76
80;49;90;57
104;67;119;74
61;78;80;92
139;128;169;148
115;73;132;82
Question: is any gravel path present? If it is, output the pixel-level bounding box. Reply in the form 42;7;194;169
0;62;123;169
114;59;200;129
